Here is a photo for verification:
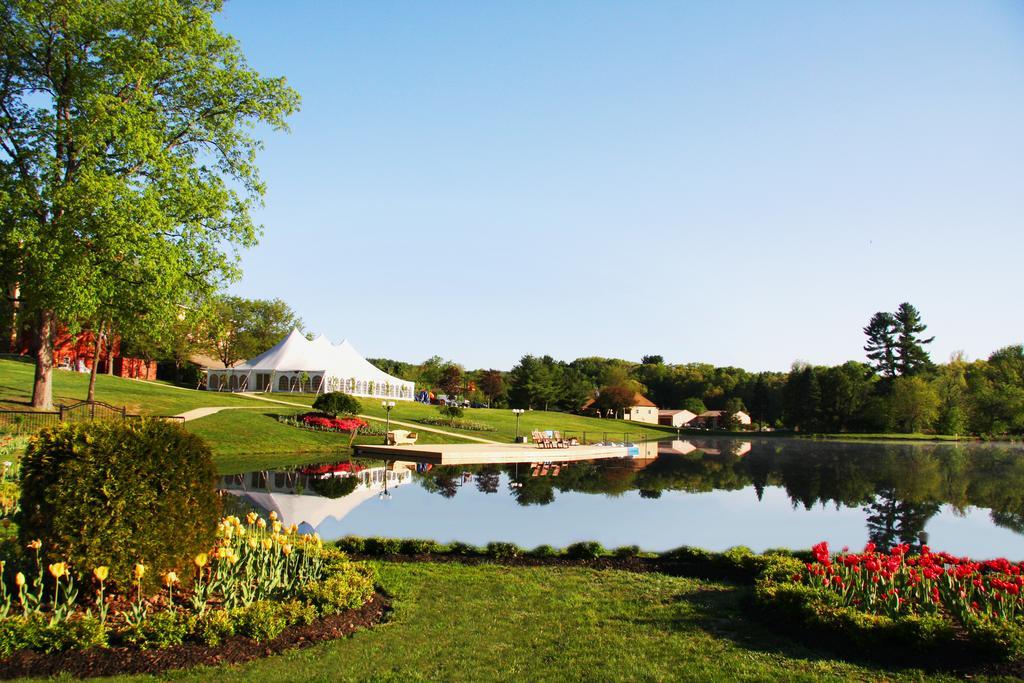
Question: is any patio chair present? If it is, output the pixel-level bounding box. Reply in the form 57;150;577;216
387;429;419;446
531;430;553;448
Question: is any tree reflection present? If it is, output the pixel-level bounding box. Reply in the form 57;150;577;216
864;488;941;552
408;441;1024;542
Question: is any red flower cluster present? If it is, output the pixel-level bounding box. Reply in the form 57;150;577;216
300;413;369;433
795;541;1024;621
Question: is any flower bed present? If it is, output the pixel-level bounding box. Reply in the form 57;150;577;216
0;511;378;671
754;541;1024;664
276;412;376;434
413;417;497;432
299;413;368;432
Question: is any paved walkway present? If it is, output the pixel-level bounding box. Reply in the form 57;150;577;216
174;406;262;422
235;392;502;444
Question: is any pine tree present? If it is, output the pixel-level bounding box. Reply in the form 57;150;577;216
893;303;935;376
863;312;897;377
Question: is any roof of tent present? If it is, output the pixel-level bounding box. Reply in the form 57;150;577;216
224;329;412;387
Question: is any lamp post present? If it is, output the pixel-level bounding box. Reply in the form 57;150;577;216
378;461;393;500
512;408;525;443
382;401;395;444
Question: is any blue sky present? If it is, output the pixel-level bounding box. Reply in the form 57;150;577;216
217;1;1024;371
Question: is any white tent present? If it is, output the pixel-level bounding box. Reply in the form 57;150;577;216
205;329;415;399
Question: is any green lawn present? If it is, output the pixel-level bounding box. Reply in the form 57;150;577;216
51;561;973;683
186;409;470;474
0;360;679;471
0;360;259;415
810;432;976;443
260;393;676;443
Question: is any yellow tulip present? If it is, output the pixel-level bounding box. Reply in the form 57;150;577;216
93;566;109;582
256;518;267;529
163;572;179;586
194;553;208;568
48;562;67;579
26;539;41;551
236;527;246;538
281;543;293;556
14;572;25;588
272;521;282;534
246;512;258;525
134;563;146;580
261;538;273;551
288;524;298;534
248;538;258;549
269;511;278;521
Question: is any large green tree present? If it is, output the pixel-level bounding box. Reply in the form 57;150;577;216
208;296;302;367
893;302;935;376
0;0;299;408
863;311;897;377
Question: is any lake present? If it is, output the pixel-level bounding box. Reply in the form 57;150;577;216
220;437;1024;560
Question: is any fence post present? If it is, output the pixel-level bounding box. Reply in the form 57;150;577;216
59;405;64;422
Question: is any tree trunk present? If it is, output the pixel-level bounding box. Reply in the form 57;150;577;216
106;327;114;375
86;321;105;403
31;309;55;410
6;281;20;353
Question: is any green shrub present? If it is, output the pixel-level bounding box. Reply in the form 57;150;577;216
279;599;319;627
0;614;107;656
399;538;440;555
565;541;605;559
310;475;358;499
439;405;464;419
336;536;366;554
312;392;362;417
528;544;559;558
190;609;235;647
661;546;714;563
963;614;1024;660
485;541;521;559
447;541;479;556
299;569;375;616
612;545;641;558
363;537;402;555
18;420;219;586
123;610;189;649
233;600;288;642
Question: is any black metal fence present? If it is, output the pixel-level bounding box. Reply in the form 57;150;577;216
0;401;184;435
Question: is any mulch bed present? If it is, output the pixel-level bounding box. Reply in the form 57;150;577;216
0;592;389;680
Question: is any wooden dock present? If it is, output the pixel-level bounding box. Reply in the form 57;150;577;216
353;441;659;465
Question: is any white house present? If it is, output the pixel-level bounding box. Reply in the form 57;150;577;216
658;409;698;428
692;410;752;429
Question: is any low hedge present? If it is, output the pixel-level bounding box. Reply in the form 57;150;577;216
333;536;801;578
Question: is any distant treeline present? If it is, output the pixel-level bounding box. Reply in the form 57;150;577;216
370;303;1024;437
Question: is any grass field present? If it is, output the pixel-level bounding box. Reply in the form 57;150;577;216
811;432;977;442
0;359;259;415
186;410;470;474
0;360;677;470
37;561;974;683
254;392;676;443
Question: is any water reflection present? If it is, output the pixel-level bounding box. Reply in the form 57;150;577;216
220;462;414;533
220;438;1024;558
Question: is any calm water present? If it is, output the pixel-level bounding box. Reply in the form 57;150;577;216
220;438;1024;560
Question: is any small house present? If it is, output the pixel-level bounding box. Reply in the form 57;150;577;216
658;409;698;428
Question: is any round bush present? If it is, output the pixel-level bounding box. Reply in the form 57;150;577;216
565;541;606;559
18;420;220;586
312;392;362;417
310;475;358;499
